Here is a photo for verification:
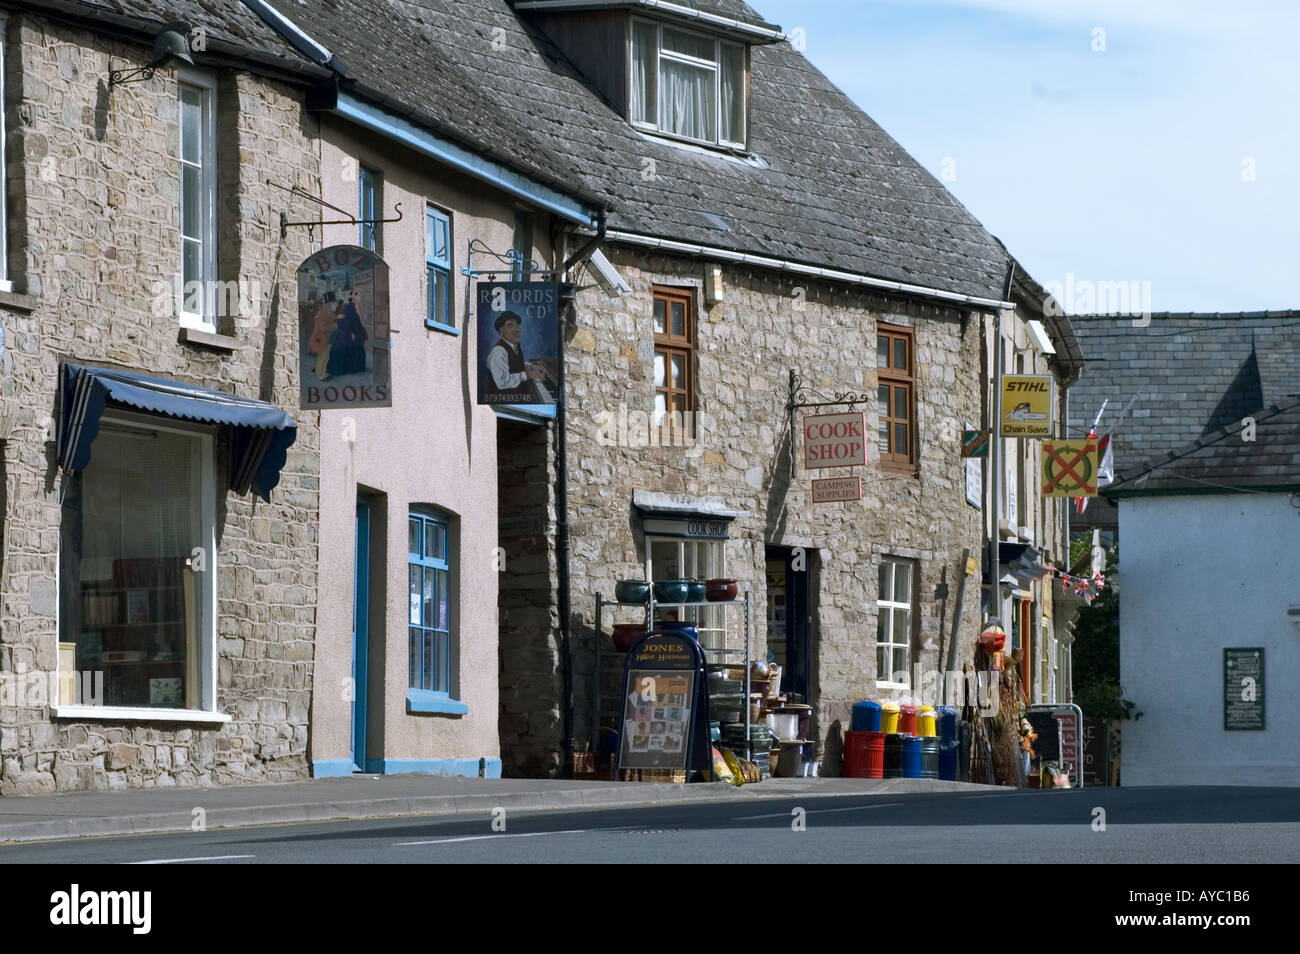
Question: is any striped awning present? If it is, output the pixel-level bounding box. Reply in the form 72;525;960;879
59;363;297;501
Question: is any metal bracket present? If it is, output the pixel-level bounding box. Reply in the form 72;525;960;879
787;368;872;477
460;238;555;279
268;180;402;239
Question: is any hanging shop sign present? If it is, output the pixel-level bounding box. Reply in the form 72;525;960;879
1000;374;1053;437
617;632;710;777
1224;648;1265;731
476;281;560;405
297;245;392;409
812;476;861;503
1041;439;1098;497
803;411;866;469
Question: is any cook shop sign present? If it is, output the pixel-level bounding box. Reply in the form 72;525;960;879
803;412;866;469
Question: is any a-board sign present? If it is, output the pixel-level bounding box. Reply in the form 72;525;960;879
1224;647;1265;731
618;632;708;773
1082;717;1109;787
1030;703;1084;788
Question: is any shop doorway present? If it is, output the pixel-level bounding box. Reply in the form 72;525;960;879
765;546;811;702
351;495;372;773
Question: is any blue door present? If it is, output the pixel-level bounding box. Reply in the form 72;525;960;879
351;496;371;772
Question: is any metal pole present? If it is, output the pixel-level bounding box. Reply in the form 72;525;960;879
989;264;1014;630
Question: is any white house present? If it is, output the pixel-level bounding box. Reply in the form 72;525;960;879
1106;396;1300;786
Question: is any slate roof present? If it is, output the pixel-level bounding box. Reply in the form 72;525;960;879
1068;311;1300;524
17;0;321;77
1104;395;1300;496
270;0;1014;301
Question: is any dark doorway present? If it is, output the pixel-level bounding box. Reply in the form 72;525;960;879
766;546;811;702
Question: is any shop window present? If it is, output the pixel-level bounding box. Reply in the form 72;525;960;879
876;558;914;687
408;508;455;699
647;537;725;651
58;415;215;712
652;286;694;440
426;205;454;330
877;324;914;469
359;166;380;253
177;68;218;331
630;18;747;148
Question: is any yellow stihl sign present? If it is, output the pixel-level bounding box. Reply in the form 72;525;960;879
1000;375;1053;436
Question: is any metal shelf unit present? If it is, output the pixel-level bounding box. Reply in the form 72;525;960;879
593;586;754;766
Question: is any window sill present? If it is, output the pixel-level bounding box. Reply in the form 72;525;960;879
425;320;460;336
406;690;468;715
50;705;232;724
179;327;239;352
0;286;37;311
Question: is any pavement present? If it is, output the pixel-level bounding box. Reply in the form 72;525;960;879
0;773;996;844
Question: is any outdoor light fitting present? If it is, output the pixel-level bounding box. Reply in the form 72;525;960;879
109;22;194;87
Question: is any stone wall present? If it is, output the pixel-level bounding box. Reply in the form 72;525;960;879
519;245;989;775
0;14;321;793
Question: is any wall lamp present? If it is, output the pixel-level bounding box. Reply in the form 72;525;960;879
109;21;194;87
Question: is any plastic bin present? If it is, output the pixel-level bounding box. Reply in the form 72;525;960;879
851;700;882;732
937;706;960;743
938;740;959;781
918;705;937;737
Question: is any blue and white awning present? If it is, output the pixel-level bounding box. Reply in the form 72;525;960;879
58;363;297;501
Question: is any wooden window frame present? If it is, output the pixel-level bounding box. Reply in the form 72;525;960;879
652;286;695;440
877;323;916;471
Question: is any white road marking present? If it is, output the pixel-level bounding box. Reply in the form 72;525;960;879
394;828;590;846
735;802;904;820
129;854;255;864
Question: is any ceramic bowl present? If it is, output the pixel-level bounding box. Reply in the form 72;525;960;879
705;578;739;602
685;580;708;603
652;579;690;604
615;579;650;605
610;623;646;652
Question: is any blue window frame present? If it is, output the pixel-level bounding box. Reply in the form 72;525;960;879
408;509;452;694
426;206;453;329
510;208;533;281
359;167;378;251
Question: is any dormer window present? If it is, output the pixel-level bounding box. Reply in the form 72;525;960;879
630;18;746;149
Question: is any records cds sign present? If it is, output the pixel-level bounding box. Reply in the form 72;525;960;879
298;245;391;409
476;282;560;405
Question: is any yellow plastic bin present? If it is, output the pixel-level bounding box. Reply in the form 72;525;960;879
918;705;937;737
880;702;900;735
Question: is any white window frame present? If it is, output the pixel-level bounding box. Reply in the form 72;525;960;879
876;557;914;689
177;67;218;332
52;410;225;723
0;12;10;293
645;535;727;651
629;17;747;149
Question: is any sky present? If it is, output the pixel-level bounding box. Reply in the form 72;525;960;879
753;0;1299;313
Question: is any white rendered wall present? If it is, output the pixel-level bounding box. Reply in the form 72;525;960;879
1119;493;1299;786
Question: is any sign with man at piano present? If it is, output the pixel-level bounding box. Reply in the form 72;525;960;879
476;281;560;406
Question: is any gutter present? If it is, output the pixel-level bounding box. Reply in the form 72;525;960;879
513;0;787;42
241;0;348;75
602;229;1015;310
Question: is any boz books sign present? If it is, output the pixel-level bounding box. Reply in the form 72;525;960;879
298;245;391;409
477;282;560;405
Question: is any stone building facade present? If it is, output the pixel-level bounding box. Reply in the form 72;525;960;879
500;244;992;775
0;6;322;793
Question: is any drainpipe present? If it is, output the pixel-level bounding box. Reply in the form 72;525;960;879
989;263;1014;630
557;209;606;777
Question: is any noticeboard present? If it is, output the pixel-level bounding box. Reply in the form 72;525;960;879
1082;717;1109;787
618;633;708;773
1224;648;1265;731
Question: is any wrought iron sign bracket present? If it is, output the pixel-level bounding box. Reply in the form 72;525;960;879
460;238;555;279
268;180;402;239
787;368;872;478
